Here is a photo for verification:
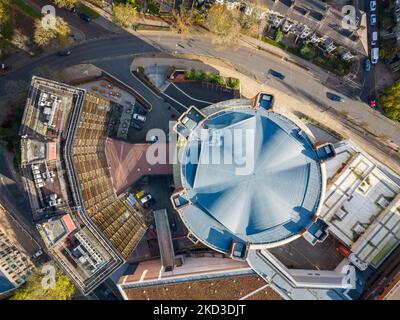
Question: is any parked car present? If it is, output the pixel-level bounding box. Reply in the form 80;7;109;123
370;14;377;26
57;49;71;56
364;58;371;72
133;113;146;122
371;31;378;46
79;13;91;22
32;249;44;259
371;47;379;64
150;135;158;143
370;0;376;12
140;194;155;208
368;95;376;108
134;105;147;116
327;92;344;102
269;69;285;80
131;121;142;131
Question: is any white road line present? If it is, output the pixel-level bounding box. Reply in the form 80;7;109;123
239;284;271;300
170;83;214;105
162;92;188;110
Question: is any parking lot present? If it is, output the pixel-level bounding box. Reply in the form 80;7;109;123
162;82;236;113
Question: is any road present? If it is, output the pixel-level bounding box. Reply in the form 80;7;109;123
1;31;399;146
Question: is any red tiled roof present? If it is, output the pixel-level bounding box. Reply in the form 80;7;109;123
62;214;76;233
47;141;57;161
105;139;173;194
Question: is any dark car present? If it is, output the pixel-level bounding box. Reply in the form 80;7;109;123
0;63;10;75
269;69;285;80
134;105;147;116
131;121;142;131
327;92;344;102
79;13;91;22
57;49;71;56
364;58;371;72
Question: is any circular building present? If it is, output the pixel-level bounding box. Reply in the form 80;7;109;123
172;100;326;256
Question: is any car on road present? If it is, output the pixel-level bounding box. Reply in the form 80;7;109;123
32;249;44;259
370;1;376;12
131;121;142;131
57;49;71;56
364;58;371;72
327;92;344;102
133;113;146;122
368;95;376;108
79;13;91;22
0;63;10;75
268;69;285;80
134;105;147;116
370;14;377;26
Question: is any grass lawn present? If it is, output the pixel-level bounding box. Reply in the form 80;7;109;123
77;2;99;19
13;0;42;19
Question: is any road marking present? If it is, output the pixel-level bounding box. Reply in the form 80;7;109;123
162;92;188;110
170;83;214;105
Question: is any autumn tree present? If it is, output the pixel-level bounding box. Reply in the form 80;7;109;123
206;4;241;45
172;6;196;35
34;16;70;47
53;0;77;9
380;80;400;121
112;2;139;28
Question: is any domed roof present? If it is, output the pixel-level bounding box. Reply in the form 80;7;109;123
179;108;324;253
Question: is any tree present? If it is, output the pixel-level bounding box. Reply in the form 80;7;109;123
172;6;196;35
275;30;283;43
53;0;77;9
112;3;139;28
11;268;76;300
300;44;316;60
0;0;9;26
34;17;70;47
206;4;241;45
380;80;400;121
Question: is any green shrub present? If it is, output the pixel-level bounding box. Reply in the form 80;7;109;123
184;69;196;80
226;77;240;90
194;69;207;82
137;66;144;74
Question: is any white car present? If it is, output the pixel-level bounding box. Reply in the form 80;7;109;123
32;249;43;259
370;14;377;26
150;135;158;143
133;113;146;122
140;194;152;204
370;1;376;12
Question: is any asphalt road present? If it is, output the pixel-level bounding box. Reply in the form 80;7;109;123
0;31;399;148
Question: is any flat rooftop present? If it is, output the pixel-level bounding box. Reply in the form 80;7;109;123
122;274;281;300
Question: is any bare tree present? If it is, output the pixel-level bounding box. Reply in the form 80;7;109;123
206;4;241;45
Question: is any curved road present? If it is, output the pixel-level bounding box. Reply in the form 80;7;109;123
0;32;399;150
